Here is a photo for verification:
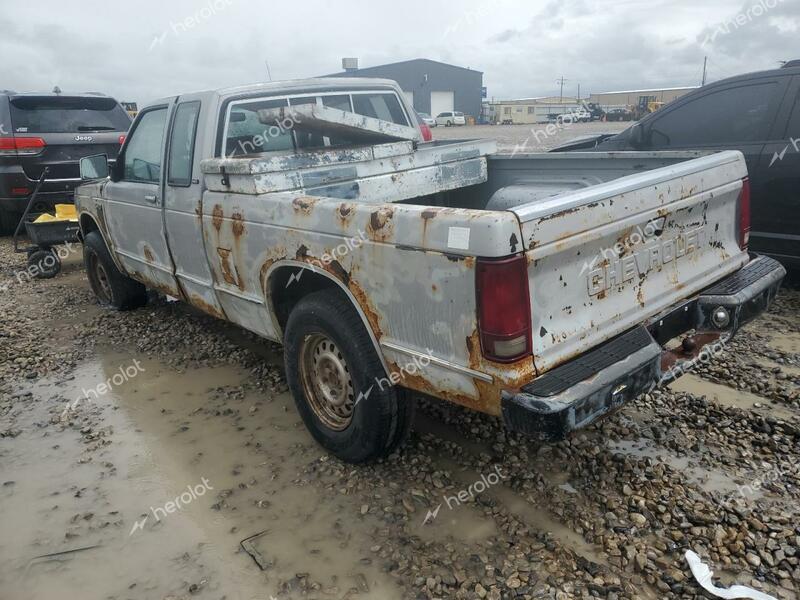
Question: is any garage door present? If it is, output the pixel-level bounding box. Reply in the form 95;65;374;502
430;91;454;117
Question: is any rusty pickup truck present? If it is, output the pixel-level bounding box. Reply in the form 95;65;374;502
74;78;786;463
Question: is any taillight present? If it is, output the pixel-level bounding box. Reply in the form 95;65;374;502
0;136;46;156
119;134;126;145
419;122;432;142
738;177;751;250
476;255;532;362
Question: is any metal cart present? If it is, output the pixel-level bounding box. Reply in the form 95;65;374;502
12;168;81;279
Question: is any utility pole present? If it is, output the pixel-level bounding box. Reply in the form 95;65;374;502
556;76;569;103
701;56;707;86
577;83;581;102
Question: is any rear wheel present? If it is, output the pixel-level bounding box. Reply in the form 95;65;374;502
284;290;414;463
83;230;147;310
27;247;61;279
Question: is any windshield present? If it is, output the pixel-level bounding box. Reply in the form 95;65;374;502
9;96;131;133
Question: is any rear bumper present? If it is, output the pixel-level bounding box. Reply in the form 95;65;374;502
501;255;786;439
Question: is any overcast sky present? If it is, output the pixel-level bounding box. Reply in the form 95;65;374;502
1;0;797;105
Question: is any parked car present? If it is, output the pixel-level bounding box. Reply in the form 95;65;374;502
556;109;591;124
551;62;800;267
436;111;466;126
0;91;131;234
417;112;436;127
606;107;633;122
74;77;783;463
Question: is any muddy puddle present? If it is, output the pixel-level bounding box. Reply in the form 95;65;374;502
0;351;403;600
607;439;758;500
767;330;800;356
669;374;798;422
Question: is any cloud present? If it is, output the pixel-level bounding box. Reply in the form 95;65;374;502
0;0;796;105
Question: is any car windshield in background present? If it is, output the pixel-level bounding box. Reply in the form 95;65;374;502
9;96;131;133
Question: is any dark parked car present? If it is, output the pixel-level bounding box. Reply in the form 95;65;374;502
606;107;633;122
0;91;131;233
552;62;800;267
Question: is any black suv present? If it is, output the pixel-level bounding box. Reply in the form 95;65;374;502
0;91;131;233
553;62;800;268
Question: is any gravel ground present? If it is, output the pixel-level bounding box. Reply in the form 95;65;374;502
0;150;799;599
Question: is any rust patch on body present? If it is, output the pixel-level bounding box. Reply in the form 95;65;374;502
347;279;383;339
296;245;308;260
186;293;226;320
217;247;244;290
211;204;224;232
231;211;245;237
292;196;317;215
337;203;355;226
367;206;395;242
143;245;155;263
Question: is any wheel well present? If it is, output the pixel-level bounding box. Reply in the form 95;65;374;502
80;214;100;238
269;266;341;332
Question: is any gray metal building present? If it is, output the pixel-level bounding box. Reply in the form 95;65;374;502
328;58;483;119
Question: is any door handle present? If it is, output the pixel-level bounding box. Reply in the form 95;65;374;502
144;194;158;204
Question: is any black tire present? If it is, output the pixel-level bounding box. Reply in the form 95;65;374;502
83;230;148;310
284;290;415;463
27;248;61;279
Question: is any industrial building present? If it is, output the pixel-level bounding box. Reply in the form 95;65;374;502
485;97;580;125
328;58;484;120
588;86;698;110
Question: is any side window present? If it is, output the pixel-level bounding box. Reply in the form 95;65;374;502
322;94;352;112
290;96;323;149
352;93;409;125
123;108;167;183
168;101;200;186
786;89;800;138
649;83;778;147
225;98;293;157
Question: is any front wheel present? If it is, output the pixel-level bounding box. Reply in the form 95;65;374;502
284;290;414;463
83;230;148;310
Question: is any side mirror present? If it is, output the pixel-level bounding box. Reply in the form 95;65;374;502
80;154;110;180
628;122;644;148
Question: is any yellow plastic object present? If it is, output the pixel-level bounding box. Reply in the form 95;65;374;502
32;204;78;223
55;204;78;220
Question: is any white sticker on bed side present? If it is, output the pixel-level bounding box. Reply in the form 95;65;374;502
447;227;470;250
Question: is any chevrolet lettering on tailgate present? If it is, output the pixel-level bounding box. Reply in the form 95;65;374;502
587;227;704;296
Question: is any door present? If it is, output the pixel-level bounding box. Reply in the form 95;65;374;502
102;104;182;297
162;96;228;318
754;76;800;262
430;91;454;119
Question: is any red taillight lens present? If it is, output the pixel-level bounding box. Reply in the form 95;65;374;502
119;135;126;145
476;255;532;363
419;122;432;142
0;136;46;156
738;177;751;250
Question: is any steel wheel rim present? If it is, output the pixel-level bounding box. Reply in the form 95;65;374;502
299;333;356;431
89;252;112;303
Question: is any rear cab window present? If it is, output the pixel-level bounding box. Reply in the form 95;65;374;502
221;89;410;157
9;96;131;133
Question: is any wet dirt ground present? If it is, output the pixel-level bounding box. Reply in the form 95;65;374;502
1;240;799;599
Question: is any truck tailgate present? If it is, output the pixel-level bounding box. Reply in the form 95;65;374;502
513;151;750;373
